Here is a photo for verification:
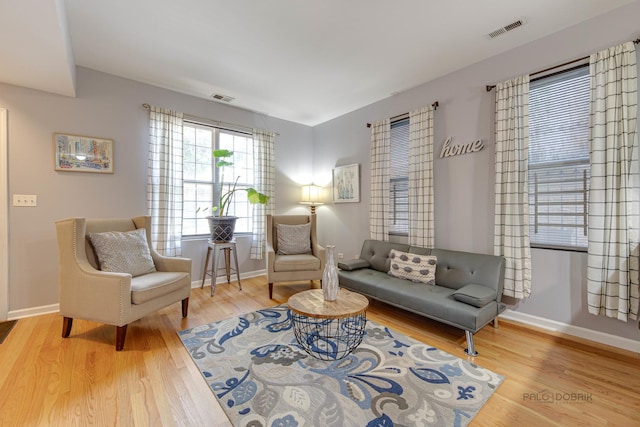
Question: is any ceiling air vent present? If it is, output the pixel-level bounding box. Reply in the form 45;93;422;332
486;17;527;39
211;93;235;103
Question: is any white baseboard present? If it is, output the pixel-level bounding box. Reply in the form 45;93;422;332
500;309;640;353
8;303;59;320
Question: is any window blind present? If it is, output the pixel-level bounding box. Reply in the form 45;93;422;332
528;66;590;250
390;118;409;234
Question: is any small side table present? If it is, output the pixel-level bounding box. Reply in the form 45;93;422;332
288;289;368;360
200;240;242;296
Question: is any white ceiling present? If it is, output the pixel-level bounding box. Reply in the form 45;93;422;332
0;0;636;126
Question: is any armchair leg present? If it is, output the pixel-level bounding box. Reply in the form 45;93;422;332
115;325;128;351
182;298;189;318
62;317;73;338
269;283;273;299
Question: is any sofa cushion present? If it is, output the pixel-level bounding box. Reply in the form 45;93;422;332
274;253;320;272
276;223;311;255
338;258;371;271
360;240;410;272
453;284;496;308
131;271;190;304
387;249;436;285
89;228;156;277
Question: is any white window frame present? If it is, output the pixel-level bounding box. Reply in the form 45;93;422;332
182;121;255;237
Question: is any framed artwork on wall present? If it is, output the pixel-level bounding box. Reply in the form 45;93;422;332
53;133;114;173
332;163;360;203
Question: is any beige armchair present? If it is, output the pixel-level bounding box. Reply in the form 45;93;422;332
266;214;326;299
55;216;192;351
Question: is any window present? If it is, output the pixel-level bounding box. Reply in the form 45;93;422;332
528;66;590;251
182;122;255;236
389;117;409;235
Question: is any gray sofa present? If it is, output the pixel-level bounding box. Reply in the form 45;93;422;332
338;240;506;356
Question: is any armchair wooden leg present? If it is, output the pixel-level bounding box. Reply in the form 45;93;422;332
115;325;128;351
182;298;189;318
269;283;273;299
62;317;73;338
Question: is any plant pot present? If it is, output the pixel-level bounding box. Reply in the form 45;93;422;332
207;216;238;242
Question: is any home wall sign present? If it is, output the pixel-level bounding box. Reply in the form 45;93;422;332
440;137;484;158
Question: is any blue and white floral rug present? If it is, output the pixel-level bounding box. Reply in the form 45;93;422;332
178;305;503;427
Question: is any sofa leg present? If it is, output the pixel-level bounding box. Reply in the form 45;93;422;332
464;330;478;357
493;317;499;329
182;298;189;318
62;317;73;338
116;325;128;351
269;283;273;299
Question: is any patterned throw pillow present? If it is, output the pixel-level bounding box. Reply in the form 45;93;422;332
89;228;157;277
388;249;437;285
276;223;312;255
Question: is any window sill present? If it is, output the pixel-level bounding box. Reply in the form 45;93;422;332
530;244;587;253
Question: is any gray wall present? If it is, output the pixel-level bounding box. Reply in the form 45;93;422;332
1;67;312;313
311;1;640;342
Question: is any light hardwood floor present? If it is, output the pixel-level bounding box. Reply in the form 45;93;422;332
1;276;639;426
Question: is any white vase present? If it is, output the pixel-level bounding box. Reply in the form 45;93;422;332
323;245;339;301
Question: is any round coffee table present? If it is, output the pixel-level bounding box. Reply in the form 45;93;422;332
287;288;369;360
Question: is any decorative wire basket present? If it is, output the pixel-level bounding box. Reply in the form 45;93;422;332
291;312;367;360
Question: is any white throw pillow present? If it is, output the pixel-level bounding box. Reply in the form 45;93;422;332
89;228;157;277
276;223;311;255
388;249;436;285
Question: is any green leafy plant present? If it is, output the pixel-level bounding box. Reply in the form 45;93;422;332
205;149;269;217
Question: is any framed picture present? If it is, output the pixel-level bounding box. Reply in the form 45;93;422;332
332;163;360;203
53;133;114;173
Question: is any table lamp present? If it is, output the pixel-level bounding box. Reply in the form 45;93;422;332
300;184;324;214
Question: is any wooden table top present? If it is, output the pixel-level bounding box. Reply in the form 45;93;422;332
287;289;369;319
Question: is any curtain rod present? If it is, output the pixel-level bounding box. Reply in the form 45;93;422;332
485;37;640;92
142;103;279;135
366;101;439;128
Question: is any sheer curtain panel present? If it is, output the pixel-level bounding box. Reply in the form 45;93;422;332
587;41;639;321
147;106;184;256
408;105;435;247
250;129;276;260
494;75;532;299
369;120;391;240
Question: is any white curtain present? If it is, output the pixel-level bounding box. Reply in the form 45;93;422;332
250;129;276;260
369;120;391;240
494;75;532;299
408;105;435;247
147;106;184;256
587;41;639;321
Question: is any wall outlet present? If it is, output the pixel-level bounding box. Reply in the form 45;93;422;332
337;252;344;260
13;194;37;207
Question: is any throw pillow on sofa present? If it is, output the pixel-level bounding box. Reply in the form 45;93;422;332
276;223;311;255
388;249;436;285
88;228;157;277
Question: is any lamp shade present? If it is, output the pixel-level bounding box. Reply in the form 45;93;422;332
300;184;324;214
300;184;322;204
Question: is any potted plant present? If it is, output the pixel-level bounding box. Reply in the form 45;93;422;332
204;149;269;242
